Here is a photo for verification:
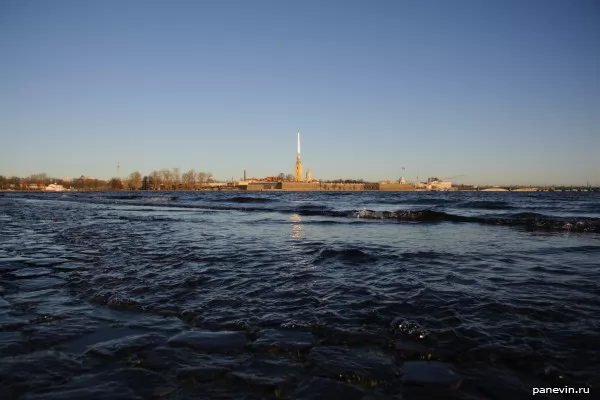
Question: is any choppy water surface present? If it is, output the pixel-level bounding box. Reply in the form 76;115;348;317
1;191;599;399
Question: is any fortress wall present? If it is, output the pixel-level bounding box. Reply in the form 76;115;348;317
279;182;323;191
377;183;416;191
280;182;366;191
316;183;365;191
246;183;279;191
243;182;417;191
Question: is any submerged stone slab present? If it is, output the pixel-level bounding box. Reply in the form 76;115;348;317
228;358;304;389
21;368;174;399
25;320;97;346
252;329;315;352
309;346;397;386
85;333;164;359
394;340;429;360
0;350;83;391
176;366;230;382
401;361;462;389
293;377;365;400
322;327;388;347
104;368;177;398
167;330;247;354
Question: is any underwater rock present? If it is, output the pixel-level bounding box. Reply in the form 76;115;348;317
401;361;462;389
309;346;397;387
228;357;304;390
252;329;315;352
176;366;230;382
394;340;429;360
85;333;163;359
168;330;247;354
293;377;366;400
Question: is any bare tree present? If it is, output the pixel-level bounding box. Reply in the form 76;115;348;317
109;178;123;190
285;174;294;181
172;168;181;190
197;172;207;189
160;169;172;190
129;171;142;190
277;173;285;181
182;169;196;190
150;170;162;190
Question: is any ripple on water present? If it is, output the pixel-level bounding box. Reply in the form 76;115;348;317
10;277;65;291
0;192;599;398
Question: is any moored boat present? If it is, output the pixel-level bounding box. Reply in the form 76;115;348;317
44;183;67;192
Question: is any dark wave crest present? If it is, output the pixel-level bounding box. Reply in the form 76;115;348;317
457;201;514;210
45;193;600;233
104;195;178;201
316;248;376;264
219;196;273;204
374;198;456;206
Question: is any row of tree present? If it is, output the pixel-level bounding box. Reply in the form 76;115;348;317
144;168;213;190
0;168;215;191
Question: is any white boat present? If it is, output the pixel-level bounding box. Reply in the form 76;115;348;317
44;183;67;192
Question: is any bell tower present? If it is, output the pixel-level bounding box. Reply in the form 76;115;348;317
294;129;303;181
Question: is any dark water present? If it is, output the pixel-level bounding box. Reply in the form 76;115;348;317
1;191;599;399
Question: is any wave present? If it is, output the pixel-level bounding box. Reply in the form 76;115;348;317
456;201;514;210
374;198;456;206
218;196;273;204
502;212;549;219
104;195;177;201
486;217;600;232
316;248;376;264
144;196;178;202
295;204;331;211
54;194;600;233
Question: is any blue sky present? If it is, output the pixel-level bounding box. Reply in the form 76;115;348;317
1;0;599;185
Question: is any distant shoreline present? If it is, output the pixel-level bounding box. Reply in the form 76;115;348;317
1;186;598;193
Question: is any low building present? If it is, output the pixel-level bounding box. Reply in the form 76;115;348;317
430;180;452;190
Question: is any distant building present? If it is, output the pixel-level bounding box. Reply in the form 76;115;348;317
420;177;452;190
430;180;452;190
294;129;303;181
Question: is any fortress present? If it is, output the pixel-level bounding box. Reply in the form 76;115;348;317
240;130;418;191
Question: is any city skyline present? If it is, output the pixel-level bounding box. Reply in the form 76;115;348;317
1;0;599;186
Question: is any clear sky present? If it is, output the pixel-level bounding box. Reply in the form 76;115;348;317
1;0;599;185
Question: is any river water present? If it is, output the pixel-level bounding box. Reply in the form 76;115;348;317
1;191;599;399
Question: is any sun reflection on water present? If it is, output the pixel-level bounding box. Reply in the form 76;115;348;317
290;214;302;239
